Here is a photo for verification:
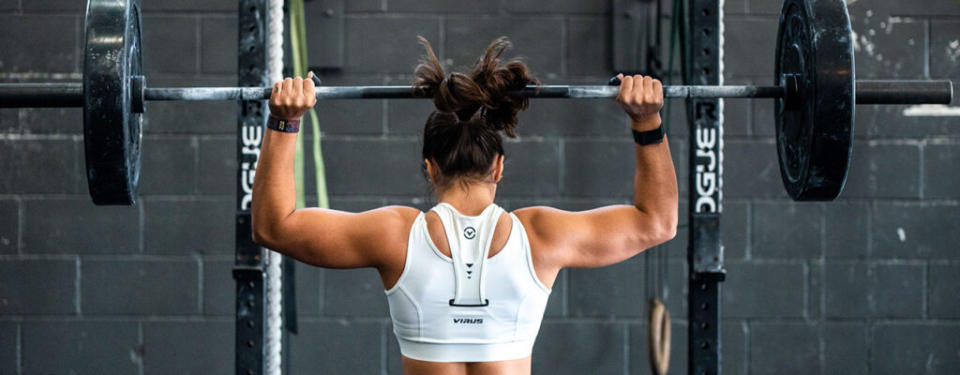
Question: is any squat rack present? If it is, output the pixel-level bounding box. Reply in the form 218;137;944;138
685;0;726;374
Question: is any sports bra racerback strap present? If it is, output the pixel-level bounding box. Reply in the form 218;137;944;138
430;203;504;307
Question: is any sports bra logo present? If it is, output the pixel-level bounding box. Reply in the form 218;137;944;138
463;226;476;240
453;317;484;324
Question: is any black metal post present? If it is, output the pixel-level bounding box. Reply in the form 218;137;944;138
686;0;726;374
234;0;269;374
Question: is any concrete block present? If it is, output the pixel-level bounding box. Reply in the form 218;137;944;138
930;21;960;82
82;259;200;315
723;140;787;199
21;0;83;11
849;16;925;79
518;96;627;137
290;320;382;374
144;198;233;255
750;322;820;374
563;139;634;198
321;139;424;196
23;198;138;254
824;322;868;375
722;201;748;260
723;262;805;318
323;268;389;317
0;139;80;194
872;324;960;375
140;76;236;136
824;202;869;259
142;16;198;74
0;259;76;314
386;99;433;136
140;136;197;195
532;321;625;375
505;0;609;14
723;99;750;137
872;202;960;259
444;17;564;76
14;108;82;134
0;15;78;73
0;0;16;11
723;17;778;79
825;262;924;318
142;0;235;12
567;17;610;76
929;264;960;319
924;144;960;199
21;321;139;375
346;1;382;12
197;137;235;195
387;0;498;13
568;257;645;317
344;16;440;73
0;322;14;374
500;140;561;197
751;202;821;259
747;0;780;14
311;74;385;135
544;269;566;317
843;143;920;199
201;16;238;74
723;320;748;375
0;200;16;254
143;321;233;375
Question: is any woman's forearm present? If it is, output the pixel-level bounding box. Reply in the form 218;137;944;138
251;75;317;244
251;128;299;243
632;117;679;232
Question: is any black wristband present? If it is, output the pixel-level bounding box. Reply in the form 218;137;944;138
632;125;664;145
266;116;300;133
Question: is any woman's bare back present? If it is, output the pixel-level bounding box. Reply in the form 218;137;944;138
403;355;532;375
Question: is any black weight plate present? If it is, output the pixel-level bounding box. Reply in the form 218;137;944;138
84;0;143;205
774;0;855;201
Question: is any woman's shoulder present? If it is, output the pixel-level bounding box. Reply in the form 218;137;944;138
373;205;423;224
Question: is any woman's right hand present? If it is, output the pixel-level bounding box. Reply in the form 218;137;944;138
268;71;318;121
614;73;664;130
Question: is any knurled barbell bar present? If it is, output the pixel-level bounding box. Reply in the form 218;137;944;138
1;79;951;104
0;0;954;205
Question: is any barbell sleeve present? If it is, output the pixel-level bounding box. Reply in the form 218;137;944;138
0;83;83;107
855;80;954;105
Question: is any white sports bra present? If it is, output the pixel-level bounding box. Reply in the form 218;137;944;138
385;203;551;362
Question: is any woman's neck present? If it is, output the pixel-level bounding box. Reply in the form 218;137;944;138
435;182;497;215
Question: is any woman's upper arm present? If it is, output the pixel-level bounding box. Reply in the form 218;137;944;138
257;205;420;269
514;205;674;269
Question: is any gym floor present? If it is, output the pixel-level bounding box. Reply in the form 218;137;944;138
0;0;959;374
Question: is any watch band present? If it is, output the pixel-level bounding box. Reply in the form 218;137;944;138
632;125;664;145
266;116;300;133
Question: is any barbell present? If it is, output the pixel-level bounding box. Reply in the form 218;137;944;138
0;0;954;205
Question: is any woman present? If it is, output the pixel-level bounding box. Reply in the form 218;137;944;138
252;37;678;375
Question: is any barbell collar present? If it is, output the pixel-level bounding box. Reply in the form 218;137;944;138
855;80;953;105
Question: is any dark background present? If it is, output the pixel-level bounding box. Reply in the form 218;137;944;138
1;0;959;374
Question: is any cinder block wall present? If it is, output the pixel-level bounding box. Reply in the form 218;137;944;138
0;0;957;374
